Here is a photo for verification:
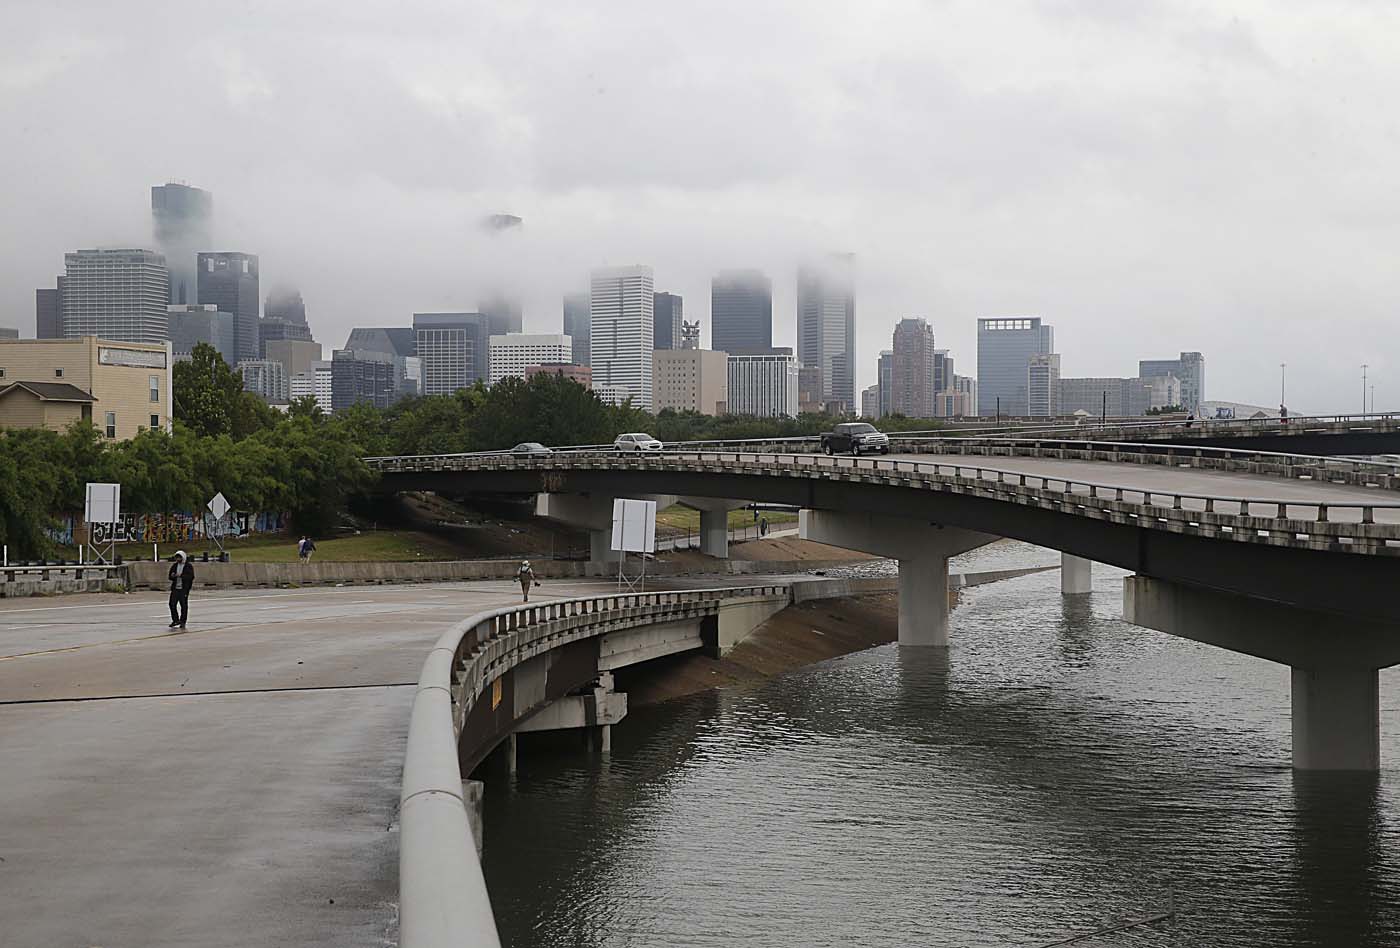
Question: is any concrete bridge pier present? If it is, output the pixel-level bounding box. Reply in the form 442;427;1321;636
536;492;677;570
800;510;996;647
1124;575;1398;771
1061;553;1093;595
675;497;749;559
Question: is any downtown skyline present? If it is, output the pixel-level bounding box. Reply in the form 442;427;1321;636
4;3;1398;413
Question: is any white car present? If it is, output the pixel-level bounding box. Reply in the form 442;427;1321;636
614;432;664;452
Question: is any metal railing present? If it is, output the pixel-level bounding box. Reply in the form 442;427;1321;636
370;450;1400;554
399;583;791;948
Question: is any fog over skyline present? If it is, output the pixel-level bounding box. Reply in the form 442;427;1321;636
4;0;1398;412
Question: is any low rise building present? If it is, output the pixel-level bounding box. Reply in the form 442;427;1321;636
0;336;171;438
653;348;728;415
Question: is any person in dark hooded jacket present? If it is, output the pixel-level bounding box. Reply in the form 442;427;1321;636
168;551;195;629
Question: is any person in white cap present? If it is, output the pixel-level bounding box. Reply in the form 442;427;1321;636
168;550;195;629
517;559;537;602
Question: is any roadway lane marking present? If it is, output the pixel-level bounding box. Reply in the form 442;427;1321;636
0;681;417;706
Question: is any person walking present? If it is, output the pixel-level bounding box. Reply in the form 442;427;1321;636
168;550;195;629
517;559;537;602
297;536;307;560
302;536;317;562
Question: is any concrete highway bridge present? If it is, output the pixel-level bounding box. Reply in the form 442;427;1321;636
369;443;1400;773
375;439;1400;947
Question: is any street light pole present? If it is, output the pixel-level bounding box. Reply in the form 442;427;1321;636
1280;362;1287;407
1362;364;1368;414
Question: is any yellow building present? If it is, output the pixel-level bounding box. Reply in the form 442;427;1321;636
653;348;729;416
0;336;172;440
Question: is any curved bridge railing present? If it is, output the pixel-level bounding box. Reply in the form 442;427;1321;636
369;451;1400;555
399;584;790;948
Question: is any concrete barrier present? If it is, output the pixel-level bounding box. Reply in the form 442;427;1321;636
122;556;867;592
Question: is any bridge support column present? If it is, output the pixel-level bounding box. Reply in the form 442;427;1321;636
1124;575;1399;771
800;510;996;648
1292;667;1379;771
699;509;728;559
898;556;949;647
537;492;676;571
504;732;518;776
1061;553;1092;595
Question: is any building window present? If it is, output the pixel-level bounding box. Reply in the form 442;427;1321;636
149;375;160;402
0;368;5;378
55;368;63;378
105;412;116;439
150;414;161;430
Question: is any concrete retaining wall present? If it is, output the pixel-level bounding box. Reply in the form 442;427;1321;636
121;556;868;592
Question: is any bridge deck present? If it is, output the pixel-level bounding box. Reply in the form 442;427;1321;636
0;579;657;947
879;453;1400;523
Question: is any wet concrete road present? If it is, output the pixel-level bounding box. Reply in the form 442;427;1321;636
0;578;647;948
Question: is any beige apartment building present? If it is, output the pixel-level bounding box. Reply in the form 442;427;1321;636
0;336;173;440
653;348;728;415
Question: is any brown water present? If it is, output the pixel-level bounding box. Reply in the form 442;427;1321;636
480;544;1400;947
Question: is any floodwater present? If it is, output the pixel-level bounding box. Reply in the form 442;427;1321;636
480;542;1400;947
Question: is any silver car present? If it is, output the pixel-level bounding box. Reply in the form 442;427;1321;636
613;432;664;451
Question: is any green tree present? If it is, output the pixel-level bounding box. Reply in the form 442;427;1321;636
172;344;243;438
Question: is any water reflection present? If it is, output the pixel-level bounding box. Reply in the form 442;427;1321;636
483;545;1400;947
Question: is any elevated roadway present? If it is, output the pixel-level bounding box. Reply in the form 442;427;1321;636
370;446;1400;770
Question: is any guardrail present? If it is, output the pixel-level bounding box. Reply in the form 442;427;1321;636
1;563;125;582
880;437;1400;483
399;584;790;948
370;450;1400;555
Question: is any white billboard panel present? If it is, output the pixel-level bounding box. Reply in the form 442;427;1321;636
610;498;657;554
84;483;121;524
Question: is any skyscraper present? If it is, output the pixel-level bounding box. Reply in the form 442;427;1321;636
590;265;655;409
479;293;523;337
197;252;260;364
414;312;489;395
343;327;419;399
563;292;590;367
797;254;856;411
727;349;800;417
890;317;937;418
1027;353;1061;417
265;287;308;326
653;292;683;350
976;316;1055;416
151;184;212;306
877;350;893;418
1140;352;1205;412
331;349;398;412
711;270;773;354
35;283;61;339
61;249;169;344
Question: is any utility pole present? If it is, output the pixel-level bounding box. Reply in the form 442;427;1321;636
1101;389;1107;427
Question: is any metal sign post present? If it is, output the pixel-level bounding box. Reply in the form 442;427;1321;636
205;492;231;555
610;498;657;592
84;482;121;565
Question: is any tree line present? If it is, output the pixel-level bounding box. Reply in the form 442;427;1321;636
0;344;944;557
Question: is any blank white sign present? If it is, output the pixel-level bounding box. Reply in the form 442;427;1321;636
85;482;121;524
610;498;657;553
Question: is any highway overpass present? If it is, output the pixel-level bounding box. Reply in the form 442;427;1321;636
370;445;1400;772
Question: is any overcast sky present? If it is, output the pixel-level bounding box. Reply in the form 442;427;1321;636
4;0;1398;412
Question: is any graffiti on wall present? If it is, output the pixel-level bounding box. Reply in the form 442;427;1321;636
81;511;286;545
